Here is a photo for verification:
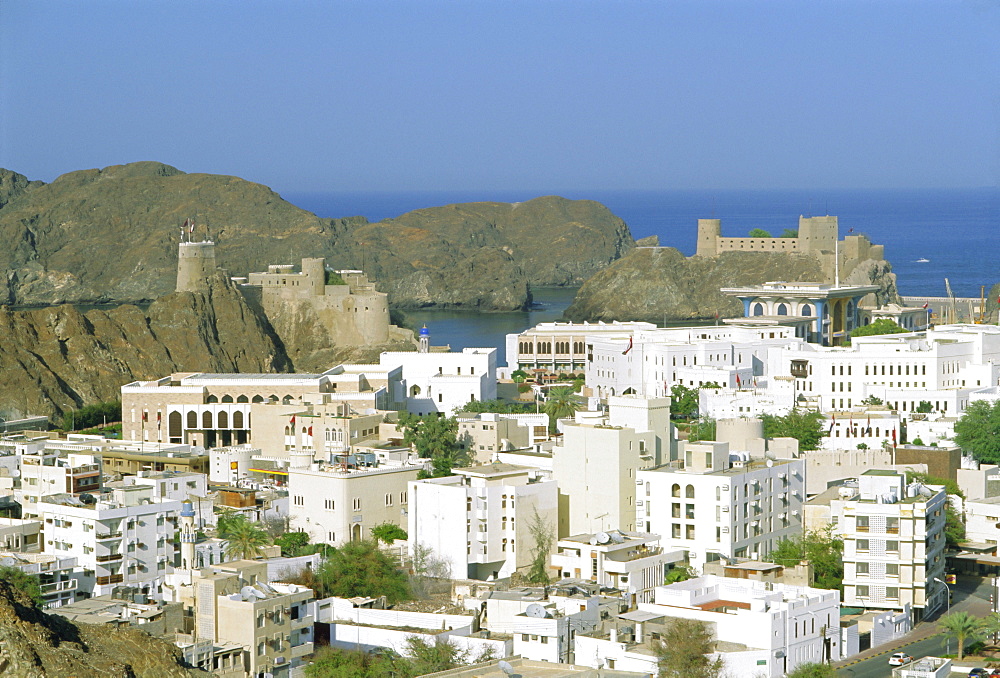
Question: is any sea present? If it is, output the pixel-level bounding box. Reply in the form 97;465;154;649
284;188;998;364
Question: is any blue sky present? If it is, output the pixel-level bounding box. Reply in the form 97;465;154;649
1;0;997;193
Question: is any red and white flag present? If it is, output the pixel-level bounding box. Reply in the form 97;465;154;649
622;337;633;355
290;415;296;426
923;303;928;309
736;374;741;388
189;219;195;234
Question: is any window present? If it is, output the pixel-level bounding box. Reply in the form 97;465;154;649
886;563;899;577
294;495;304;506
352;498;362;511
672;524;681;538
886;587;899;599
324;499;334;510
856;562;869;575
856;585;869;598
857;539;869;551
886;540;899;553
385;494;393;506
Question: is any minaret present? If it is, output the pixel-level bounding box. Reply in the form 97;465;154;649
180;499;197;570
419;325;430;353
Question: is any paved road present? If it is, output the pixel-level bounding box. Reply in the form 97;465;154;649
835;575;994;678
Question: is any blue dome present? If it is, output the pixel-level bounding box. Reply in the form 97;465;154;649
180;500;196;517
419;325;430;337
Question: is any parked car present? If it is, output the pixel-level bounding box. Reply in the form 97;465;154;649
968;669;990;678
888;653;913;666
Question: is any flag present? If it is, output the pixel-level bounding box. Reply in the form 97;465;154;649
736;374;741;388
622;337;633;355
290;415;296;426
848;227;854;233
308;426;313;436
157;411;161;428
828;413;835;435
923;303;928;309
189;219;195;234
142;411;148;422
892;428;897;447
866;415;871;436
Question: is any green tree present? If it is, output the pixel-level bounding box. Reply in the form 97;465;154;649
860;395;883;406
324;270;346;285
766;530;844;591
654;617;724;678
780;228;799;238
939;611;984;660
761;409;826;451
955;400;1000;464
371;522;408;545
0;565;43;607
916;400;934;413
62;400;121;431
543;386;582;432
305;646;401;678
688;418;716;442
850;318;907;339
748;228;772;238
786;662;837;678
670;385;699;420
225;517;271;560
526;507;554;584
456;399;535;415
404;636;468;675
664;565;695;584
511;369;530;383
318;540;411;603
274;531;310;557
398;413;467;478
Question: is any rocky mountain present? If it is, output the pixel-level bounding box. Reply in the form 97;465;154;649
0;273;288;419
564;248;901;323
0;162;634;311
0;579;203;677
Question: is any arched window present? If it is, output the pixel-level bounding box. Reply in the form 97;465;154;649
776;303;788;316
284;426;291;436
217;411;229;428
221;395;233;403
801;304;812;317
282;395;293;405
233;411;244;428
410;385;422;397
187;411;197;429
237;395;249;403
753;303;764;316
202;411;213;429
206;395;218;404
168;411;182;437
686;485;695;499
671;483;681;498
252;395;264;403
268;395;278;403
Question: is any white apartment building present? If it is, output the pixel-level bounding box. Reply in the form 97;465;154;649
698;378;796;420
505;321;656;373
551;530;681;604
408;464;558;580
39;485;181;598
380;347;497;416
123;470;209;503
632;575;842;678
552;396;673;537
771;324;1000;415
833;470;947;620
288;459;422;545
964;496;1000;547
586;325;801;400
210;445;259;484
18;451;102;518
0;551;79;609
0;517;41;552
638;441;806;572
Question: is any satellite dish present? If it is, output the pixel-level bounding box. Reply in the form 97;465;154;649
0;556;17;567
589;536;599;546
499;660;516;676
596;532;611;545
79;493;96;505
525;603;549;618
609;531;625;544
766;459;774;468
240;586;261;601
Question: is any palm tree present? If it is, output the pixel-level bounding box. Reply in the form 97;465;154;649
939;611;984;660
224;518;271;560
543;385;582;432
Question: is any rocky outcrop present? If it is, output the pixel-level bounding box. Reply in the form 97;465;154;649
565;248;901;323
0;163;634;310
0;579;203;677
0;273;287;419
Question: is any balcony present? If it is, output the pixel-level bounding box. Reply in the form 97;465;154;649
40;579;77;594
96;574;124;585
96;553;122;563
96;531;122;540
290;642;314;658
291;615;314;629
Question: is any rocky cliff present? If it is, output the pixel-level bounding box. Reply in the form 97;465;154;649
0;273;287;419
0;163;634;311
0;579;203;677
565;248;901;323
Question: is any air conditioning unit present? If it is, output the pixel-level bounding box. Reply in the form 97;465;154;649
721;507;729;512
722;527;730;533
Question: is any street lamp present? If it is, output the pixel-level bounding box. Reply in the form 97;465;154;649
932;577;951;615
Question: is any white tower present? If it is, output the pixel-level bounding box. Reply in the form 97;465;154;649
179;499;197;570
419;325;430;353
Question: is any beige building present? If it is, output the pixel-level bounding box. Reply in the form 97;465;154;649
120;365;401;448
287;460;423;545
456;413;548;464
192;560;314;678
506;321;656;374
251;400;385;464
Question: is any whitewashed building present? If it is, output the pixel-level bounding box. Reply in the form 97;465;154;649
638;441;806;572
408;464;557;580
380;347;497;416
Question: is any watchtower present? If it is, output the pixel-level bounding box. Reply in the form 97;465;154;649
696;219;722;257
176;241;217;293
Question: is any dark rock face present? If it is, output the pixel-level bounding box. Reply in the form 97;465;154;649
0;164;634;311
0;579;203;677
0;274;287;419
565;248;901;323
